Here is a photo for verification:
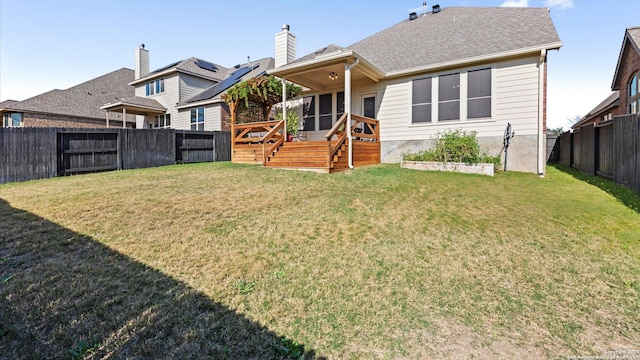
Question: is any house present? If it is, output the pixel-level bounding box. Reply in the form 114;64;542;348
100;45;274;132
611;27;640;116
267;6;562;174
1;68;136;128
571;91;619;130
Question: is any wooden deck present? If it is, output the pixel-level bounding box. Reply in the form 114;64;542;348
231;113;380;173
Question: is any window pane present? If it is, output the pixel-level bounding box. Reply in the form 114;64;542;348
198;107;204;122
303;96;315;131
165;114;171;127
439;101;460;121
191;124;197;131
439;73;460;101
198;123;204;131
319;115;332;130
468;69;491;98
190;109;196;124
412;104;431;123
337;91;345;115
11;113;22;127
412;78;431;104
468;98;491;118
631;74;638;97
319;94;332;115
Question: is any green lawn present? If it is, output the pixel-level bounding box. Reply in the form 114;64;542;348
1;163;638;359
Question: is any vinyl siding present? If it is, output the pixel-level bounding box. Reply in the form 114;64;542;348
351;55;541;141
174;104;221;131
179;74;216;103
134;74;179;128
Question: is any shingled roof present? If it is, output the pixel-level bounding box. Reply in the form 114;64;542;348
133;57;229;84
179;57;275;107
291;7;561;74
571;91;620;129
0;68;134;120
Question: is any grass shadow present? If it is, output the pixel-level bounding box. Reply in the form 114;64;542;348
551;163;640;214
0;198;322;359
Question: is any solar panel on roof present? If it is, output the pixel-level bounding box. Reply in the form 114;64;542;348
150;61;181;74
195;59;218;72
186;65;259;103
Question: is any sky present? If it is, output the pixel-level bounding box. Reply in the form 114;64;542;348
1;0;639;130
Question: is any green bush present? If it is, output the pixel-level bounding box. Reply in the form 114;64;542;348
274;111;300;135
402;130;501;168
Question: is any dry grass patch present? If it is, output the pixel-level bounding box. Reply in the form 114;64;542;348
1;162;639;359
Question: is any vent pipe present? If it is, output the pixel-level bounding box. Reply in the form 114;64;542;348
423;2;427;16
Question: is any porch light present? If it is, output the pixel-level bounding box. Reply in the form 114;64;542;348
329;72;338;81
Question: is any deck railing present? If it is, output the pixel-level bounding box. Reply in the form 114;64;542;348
324;113;379;168
233;120;285;165
325;113;349;167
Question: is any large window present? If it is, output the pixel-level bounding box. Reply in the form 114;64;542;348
2;112;22;127
412;78;432;123
319;93;333;130
467;68;491;119
438;73;460;121
146;78;165;96
630;71;639;115
336;91;345;121
412;68;492;124
190;107;204;131
302;96;315;131
151;113;171;128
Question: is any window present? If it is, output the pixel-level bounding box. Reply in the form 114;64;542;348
411;68;493;124
439;73;460;121
302;96;315;131
151;113;171;128
145;78;164;96
190;107;204;130
467;68;491;119
412;78;432;123
336;91;345;121
319;93;333;130
629;71;639;115
2;112;22;127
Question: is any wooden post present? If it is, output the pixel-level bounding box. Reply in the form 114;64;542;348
106;111;109;128
230;100;237;162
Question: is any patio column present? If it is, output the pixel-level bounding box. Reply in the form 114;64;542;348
345;59;359;169
281;77;287;137
122;108;126;129
106;111;109;128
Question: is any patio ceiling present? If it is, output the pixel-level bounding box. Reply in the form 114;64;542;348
268;50;384;92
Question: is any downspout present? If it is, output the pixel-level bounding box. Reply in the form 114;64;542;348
345;58;360;169
281;77;287;138
537;49;546;177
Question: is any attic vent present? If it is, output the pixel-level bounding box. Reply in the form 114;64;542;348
432;4;441;13
409;12;418;20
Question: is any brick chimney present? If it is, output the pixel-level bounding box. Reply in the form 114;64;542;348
275;25;296;68
135;44;149;79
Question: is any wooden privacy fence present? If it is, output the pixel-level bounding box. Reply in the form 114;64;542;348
555;114;640;191
0;128;231;184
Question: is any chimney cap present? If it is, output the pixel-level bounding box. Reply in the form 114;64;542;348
282;24;290;31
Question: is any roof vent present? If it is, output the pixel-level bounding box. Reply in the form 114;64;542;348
282;24;290;31
423;2;427;16
409;12;418;20
432;4;441;13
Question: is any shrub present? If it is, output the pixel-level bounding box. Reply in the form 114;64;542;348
402;130;501;168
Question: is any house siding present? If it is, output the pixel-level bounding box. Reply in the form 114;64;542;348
364;55;542;172
179;74;216;103
134;74;180;128
175;103;222;131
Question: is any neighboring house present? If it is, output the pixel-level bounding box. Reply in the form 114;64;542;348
571;91;620;130
1;68;136;128
101;45;274;131
269;6;562;174
611;27;640;116
573;27;640;130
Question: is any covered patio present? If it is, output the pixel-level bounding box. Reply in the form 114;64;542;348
231;50;384;172
100;96;166;128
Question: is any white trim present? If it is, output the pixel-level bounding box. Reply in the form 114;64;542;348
537;49;546;176
385;42;562;79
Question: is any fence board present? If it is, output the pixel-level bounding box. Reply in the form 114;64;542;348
577;124;596;175
596;122;614;179
613;115;638;190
